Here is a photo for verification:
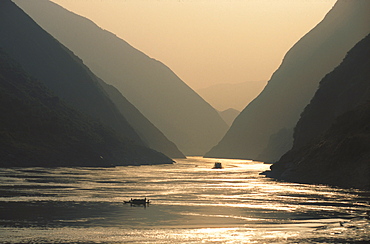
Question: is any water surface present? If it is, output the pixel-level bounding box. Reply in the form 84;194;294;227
0;157;369;243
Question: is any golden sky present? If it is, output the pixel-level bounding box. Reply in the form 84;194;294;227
50;0;336;90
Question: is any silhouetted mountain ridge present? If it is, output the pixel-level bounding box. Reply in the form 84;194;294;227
0;0;142;144
15;0;228;156
0;0;173;166
0;49;171;167
98;81;185;158
266;33;370;189
205;0;370;162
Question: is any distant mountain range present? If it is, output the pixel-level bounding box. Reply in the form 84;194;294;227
218;109;240;127
205;0;370;162
15;0;229;156
196;81;266;111
266;33;370;189
0;0;174;166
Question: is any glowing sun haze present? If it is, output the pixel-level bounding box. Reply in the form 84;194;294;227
50;0;336;90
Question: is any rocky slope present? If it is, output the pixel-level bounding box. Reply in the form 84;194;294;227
266;33;370;189
15;0;228;156
205;0;370;162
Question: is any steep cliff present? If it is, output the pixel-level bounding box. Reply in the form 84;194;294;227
0;0;173;166
0;49;172;167
205;0;370;162
15;0;228;156
0;0;140;144
267;34;370;189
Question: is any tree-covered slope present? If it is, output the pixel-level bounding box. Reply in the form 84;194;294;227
0;50;172;167
15;0;228;156
266;34;370;189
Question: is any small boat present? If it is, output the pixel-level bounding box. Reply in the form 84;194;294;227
212;162;223;169
124;198;150;205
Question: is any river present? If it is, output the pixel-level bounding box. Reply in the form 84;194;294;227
0;157;369;243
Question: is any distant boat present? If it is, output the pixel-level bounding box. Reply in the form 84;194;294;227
124;198;150;205
212;162;223;169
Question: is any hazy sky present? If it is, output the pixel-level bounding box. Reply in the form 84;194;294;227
50;0;336;90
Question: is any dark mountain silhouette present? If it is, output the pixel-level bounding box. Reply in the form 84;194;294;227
266;34;370;189
14;0;184;159
205;0;370;162
197;81;266;111
0;0;140;144
0;0;173;166
0;49;172;167
218;108;240;127
15;0;229;156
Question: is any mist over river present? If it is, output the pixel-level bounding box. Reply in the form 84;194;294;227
0;157;369;243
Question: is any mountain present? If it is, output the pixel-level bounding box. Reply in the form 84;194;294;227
13;0;184;159
197;81;266;111
98;81;185;158
0;49;172;167
218;108;240;127
15;0;229;156
0;0;173;166
205;0;370;161
266;34;370;189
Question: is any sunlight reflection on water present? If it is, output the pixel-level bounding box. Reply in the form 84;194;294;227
0;157;369;243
